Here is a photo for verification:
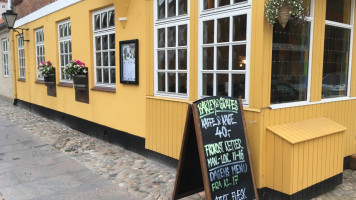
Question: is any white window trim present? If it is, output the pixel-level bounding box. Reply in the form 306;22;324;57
17;35;25;79
92;6;116;88
58;19;72;82
153;0;190;100
2;39;8;77
198;3;252;105
323;0;355;100
35;28;45;80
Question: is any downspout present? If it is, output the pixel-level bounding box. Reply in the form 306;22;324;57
8;0;18;105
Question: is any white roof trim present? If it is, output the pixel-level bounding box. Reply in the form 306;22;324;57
14;0;83;28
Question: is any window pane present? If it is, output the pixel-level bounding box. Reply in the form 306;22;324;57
322;25;350;98
64;42;68;53
158;51;165;69
232;74;245;99
110;51;115;66
101;12;108;28
178;49;187;70
68;23;71;36
103;52;109;66
102;35;108;50
167;50;176;70
203;47;214;70
158;0;165;19
303;0;311;17
95;14;100;30
168;26;176;47
110;68;116;83
158;28;165;48
109;10;115;27
109;34;115;49
158;72;166;91
203;20;214;44
63;24;68;37
217;17;230;43
216;74;228;96
203;73;213;96
178;73;187;93
168;0;176;17
69;41;72;53
168;73;176;92
96;68;102;83
96;53;102;66
234;0;247;3
102;68;108;83
178;0;187;15
204;0;215;10
178;24;187;46
233;15;247;41
326;0;351;24
271;21;310;104
217;46;229;70
96;36;101;50
218;0;230;7
61;55;64;66
232;45;246;70
59;25;63;37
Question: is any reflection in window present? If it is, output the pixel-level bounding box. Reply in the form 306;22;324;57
322;25;350;98
326;0;351;24
271;21;311;104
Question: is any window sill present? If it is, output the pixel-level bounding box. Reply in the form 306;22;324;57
57;82;73;88
91;86;116;93
35;80;45;84
18;78;26;82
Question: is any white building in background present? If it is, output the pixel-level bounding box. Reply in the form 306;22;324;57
0;0;7;14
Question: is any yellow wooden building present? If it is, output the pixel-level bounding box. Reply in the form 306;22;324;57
9;0;356;198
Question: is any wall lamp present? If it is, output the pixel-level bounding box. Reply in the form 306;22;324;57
2;10;29;42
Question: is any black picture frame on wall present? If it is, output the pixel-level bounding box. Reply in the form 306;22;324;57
120;39;139;85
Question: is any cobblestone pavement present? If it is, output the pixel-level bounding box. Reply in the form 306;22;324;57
0;97;355;200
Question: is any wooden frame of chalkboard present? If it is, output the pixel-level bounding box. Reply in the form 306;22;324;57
173;97;259;200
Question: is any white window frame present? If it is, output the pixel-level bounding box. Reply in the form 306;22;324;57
321;0;355;102
17;35;25;79
270;0;315;108
2;39;8;77
154;0;190;100
35;28;45;80
58;19;72;82
93;6;116;88
198;1;252;105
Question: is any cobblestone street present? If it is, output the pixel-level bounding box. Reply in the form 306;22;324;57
0;97;355;200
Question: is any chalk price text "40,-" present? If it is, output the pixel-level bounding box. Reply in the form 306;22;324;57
200;114;238;138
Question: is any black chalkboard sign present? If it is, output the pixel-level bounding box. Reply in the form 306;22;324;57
173;97;258;200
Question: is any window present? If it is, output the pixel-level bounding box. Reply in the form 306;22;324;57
93;7;116;87
199;1;251;104
35;28;45;80
18;36;25;79
2;39;8;77
2;5;5;8
58;20;72;82
155;0;189;98
322;0;354;99
271;0;314;104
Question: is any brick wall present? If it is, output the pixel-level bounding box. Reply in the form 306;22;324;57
13;0;58;19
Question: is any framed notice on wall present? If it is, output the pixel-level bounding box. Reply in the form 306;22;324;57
120;39;139;84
